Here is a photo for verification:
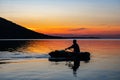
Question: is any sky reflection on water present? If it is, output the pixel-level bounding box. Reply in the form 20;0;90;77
0;40;120;80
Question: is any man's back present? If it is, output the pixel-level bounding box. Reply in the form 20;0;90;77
65;40;80;53
72;43;80;53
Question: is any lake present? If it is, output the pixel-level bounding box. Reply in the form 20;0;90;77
0;39;120;80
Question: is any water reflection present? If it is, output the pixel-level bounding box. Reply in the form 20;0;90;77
49;57;90;77
67;60;81;77
0;40;120;80
1;40;120;54
0;40;29;51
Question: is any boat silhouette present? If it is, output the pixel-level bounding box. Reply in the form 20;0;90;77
49;50;90;61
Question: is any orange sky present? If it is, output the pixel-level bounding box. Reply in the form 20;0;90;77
10;18;120;37
0;0;120;37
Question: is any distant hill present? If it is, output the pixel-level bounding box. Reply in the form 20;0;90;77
0;17;61;39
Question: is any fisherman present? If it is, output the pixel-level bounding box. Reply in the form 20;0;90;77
65;40;80;53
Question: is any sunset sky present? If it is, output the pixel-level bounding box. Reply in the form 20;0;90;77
0;0;120;37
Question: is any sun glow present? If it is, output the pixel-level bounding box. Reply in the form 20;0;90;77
0;0;120;37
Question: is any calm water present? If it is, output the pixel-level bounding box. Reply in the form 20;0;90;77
0;39;120;80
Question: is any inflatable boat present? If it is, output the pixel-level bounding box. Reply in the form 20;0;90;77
49;50;90;61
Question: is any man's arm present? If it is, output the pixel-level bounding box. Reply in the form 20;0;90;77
65;45;74;50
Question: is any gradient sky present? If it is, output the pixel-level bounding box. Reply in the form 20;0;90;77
0;0;120;37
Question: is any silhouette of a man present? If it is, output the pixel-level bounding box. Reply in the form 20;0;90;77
65;40;80;53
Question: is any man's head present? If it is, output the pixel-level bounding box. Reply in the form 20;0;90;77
73;40;77;44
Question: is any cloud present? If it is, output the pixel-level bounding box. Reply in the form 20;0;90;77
69;28;88;31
